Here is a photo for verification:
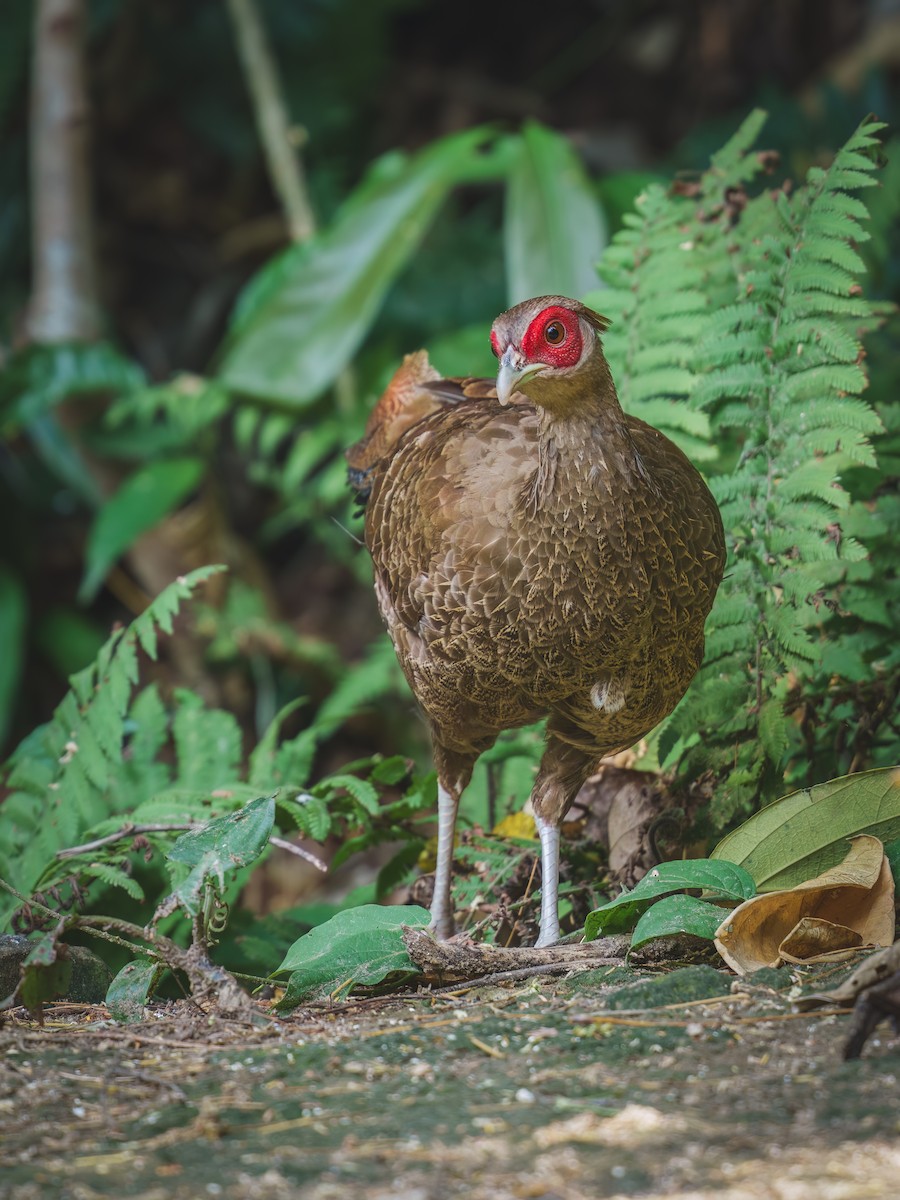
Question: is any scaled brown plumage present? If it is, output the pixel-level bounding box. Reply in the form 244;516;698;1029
347;296;725;945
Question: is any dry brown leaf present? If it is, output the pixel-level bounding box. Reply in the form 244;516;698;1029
779;917;863;963
714;835;895;974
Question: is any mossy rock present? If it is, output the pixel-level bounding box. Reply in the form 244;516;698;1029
564;965;644;994
0;935;113;1004
743;965;794;992
605;964;733;1011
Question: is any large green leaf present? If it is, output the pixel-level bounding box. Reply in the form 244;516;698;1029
711;768;900;891
79;457;205;602
630;895;728;951
584;859;756;941
165;793;275;918
220;128;493;406
276;903;429;1008
503;120;607;306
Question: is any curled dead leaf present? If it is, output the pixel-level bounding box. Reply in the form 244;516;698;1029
779;917;862;964
714;835;895;975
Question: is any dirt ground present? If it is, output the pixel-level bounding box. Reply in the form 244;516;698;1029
1;963;899;1200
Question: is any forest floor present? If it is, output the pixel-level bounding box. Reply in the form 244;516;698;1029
2;960;899;1200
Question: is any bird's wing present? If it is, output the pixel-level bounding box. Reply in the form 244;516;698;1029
345;353;513;503
625;417;726;625
364;399;546;668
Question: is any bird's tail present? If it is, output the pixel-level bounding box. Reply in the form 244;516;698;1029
345;350;443;505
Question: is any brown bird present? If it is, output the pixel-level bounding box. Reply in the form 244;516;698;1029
347;296;725;946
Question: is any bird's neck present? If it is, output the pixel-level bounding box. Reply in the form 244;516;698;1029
528;350;623;425
534;353;633;454
528;358;649;506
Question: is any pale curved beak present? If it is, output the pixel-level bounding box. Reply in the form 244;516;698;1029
496;347;544;407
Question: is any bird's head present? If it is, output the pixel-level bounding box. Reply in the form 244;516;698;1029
490;296;613;416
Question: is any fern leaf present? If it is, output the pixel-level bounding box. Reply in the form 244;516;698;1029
318;774;380;816
171;690;243;790
615;112;893;824
283;793;332;841
0;566;225;909
82;862;146;901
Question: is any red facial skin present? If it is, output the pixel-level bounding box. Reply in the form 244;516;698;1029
490;329;502;358
521;305;584;368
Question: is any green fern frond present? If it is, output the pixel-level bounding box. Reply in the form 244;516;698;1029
281;792;332;841
0;567;225;923
704;108;770;188
171;690;243;790
316;773;380;816
617;112;894;824
587;180;717;459
81;862;146;902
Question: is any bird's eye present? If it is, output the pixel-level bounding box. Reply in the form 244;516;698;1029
544;321;566;345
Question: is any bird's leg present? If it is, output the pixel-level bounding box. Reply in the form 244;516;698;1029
534;814;561;948
430;780;459;938
531;720;598;948
427;742;477;939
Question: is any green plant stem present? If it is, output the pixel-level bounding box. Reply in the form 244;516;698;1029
0;876;260;1021
225;0;315;243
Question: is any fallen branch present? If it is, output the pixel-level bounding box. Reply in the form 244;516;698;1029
402;927;629;984
431;963;597;991
81;915;261;1023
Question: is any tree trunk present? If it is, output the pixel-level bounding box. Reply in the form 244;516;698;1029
25;0;102;343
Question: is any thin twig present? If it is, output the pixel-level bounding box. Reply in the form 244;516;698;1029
269;835;327;872
55;823;328;873
56;823;194;858
225;0;315;242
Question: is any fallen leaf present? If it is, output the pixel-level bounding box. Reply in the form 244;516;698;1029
492;810;538;840
714;835;895;974
779;917;862;963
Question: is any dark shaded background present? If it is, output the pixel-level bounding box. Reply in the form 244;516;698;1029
1;0;898;754
3;0;894;375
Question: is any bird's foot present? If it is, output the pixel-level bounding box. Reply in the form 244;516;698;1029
428;916;456;941
534;931;560;949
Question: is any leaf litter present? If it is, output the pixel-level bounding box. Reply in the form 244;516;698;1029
2;953;900;1200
